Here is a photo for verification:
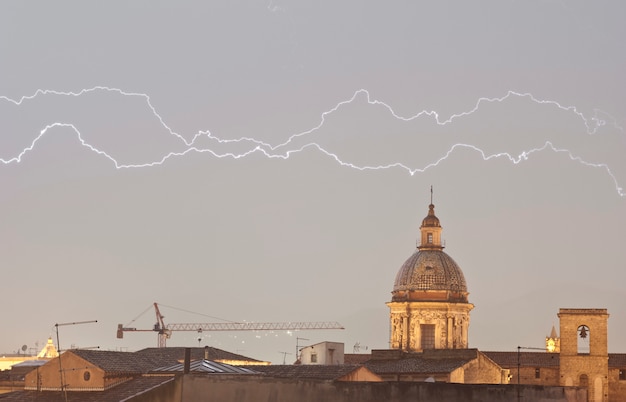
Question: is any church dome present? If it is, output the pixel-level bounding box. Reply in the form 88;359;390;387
391;202;469;303
392;250;468;302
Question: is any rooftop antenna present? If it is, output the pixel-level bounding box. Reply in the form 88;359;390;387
278;351;292;365
55;320;97;402
353;342;369;353
296;337;309;360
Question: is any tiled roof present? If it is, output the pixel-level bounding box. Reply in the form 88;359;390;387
70;347;264;375
363;349;481;375
344;354;371;365
609;354;626;367
365;357;470;374
484;352;626;368
135;347;263;365
71;350;163;373
252;365;365;380
482;351;560;368
153;359;259;374
0;376;174;402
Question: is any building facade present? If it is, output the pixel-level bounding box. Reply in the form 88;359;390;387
299;342;345;365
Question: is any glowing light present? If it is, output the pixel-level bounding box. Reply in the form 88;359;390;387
0;86;623;197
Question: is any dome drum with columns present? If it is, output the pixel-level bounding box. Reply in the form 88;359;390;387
387;200;473;352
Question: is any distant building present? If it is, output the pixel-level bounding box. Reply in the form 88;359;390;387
299;341;344;365
546;325;561;353
0;337;59;394
0;338;58;372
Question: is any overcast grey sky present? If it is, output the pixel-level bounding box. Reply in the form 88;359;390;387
1;1;625;363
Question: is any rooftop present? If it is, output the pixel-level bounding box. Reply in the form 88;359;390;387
0;376;174;402
153;359;259;374
483;351;626;368
252;364;371;381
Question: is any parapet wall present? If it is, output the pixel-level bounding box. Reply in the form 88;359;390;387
180;375;587;402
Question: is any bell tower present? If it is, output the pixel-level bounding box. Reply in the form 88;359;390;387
558;308;609;402
546;325;560;353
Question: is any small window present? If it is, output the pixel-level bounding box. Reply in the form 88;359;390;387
620;369;626;380
421;324;436;349
579;374;588;388
83;371;91;381
427;233;433;243
535;368;540;379
310;353;317;363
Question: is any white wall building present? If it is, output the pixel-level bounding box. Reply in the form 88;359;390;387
299;342;344;365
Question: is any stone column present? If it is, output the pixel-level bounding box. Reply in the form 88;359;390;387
401;314;409;350
447;315;454;348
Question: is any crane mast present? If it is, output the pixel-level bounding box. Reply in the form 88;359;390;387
117;302;344;348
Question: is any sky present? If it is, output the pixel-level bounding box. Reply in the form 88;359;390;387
0;1;625;364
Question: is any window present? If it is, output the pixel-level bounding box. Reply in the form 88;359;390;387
579;374;588;388
620;369;626;381
421;324;435;349
427;233;433;244
535;368;540;379
310;353;317;363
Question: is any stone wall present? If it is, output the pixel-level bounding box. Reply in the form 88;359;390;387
178;374;587;402
463;352;509;384
509;366;560;386
607;368;626;402
128;378;181;402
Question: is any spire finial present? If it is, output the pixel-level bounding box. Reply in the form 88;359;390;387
430;185;433;205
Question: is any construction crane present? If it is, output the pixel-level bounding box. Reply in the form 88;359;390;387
117;302;344;348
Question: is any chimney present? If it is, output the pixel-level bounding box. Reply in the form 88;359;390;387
204;346;209;360
184;348;191;374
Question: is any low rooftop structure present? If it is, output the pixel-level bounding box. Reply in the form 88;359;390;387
252;364;382;382
154;359;259;374
360;349;509;384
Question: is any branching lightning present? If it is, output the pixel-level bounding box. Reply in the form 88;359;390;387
0;86;623;197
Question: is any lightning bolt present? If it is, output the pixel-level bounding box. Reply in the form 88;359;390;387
0;86;623;197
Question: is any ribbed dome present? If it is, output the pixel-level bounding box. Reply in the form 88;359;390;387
391;200;469;303
392;250;468;302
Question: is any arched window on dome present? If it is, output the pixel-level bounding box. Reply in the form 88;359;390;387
427;233;433;244
577;325;590;354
